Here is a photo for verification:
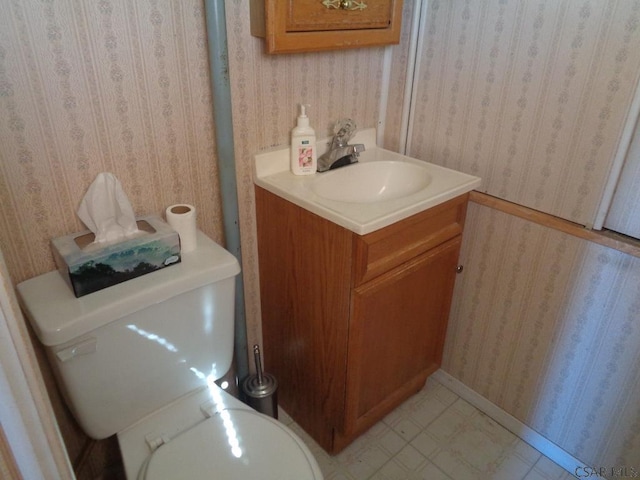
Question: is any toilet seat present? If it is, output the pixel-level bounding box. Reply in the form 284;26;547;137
141;408;321;480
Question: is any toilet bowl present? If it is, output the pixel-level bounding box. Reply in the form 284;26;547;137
17;230;323;479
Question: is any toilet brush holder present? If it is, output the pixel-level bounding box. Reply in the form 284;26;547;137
241;345;278;419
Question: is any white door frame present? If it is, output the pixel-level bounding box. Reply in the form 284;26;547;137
0;251;74;480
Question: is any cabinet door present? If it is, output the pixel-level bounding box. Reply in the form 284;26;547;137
343;237;462;437
251;0;403;54
286;0;395;32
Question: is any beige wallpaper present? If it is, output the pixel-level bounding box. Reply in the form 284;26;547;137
408;0;640;227
0;0;224;473
445;203;640;466
224;1;390;349
0;0;224;286
407;0;640;468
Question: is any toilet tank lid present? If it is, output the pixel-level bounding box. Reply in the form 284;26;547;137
17;231;240;346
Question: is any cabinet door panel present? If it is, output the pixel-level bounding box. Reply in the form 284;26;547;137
344;236;462;436
286;0;394;32
251;0;403;53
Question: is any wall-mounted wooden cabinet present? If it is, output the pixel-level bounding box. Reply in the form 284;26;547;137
256;188;469;453
250;0;404;54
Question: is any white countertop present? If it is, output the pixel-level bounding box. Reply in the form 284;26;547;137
254;129;481;235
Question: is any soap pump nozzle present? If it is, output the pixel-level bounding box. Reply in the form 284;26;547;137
297;103;310;127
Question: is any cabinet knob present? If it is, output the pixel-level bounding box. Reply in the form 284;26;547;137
456;265;464;274
323;0;368;11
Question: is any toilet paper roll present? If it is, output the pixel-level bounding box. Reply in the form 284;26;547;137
166;204;197;253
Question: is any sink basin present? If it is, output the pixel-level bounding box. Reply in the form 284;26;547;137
254;128;481;235
310;161;431;203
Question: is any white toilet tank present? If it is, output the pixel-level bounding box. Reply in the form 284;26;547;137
17;232;240;440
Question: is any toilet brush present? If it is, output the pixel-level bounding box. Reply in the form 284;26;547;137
241;344;279;419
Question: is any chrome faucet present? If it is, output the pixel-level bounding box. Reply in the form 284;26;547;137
317;119;365;172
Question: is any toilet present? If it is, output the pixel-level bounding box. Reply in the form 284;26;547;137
17;231;323;479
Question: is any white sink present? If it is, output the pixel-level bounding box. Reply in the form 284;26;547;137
254;128;481;235
311;161;432;203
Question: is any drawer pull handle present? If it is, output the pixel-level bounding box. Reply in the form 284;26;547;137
322;0;368;11
456;265;464;274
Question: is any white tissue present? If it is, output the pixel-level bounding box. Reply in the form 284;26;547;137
77;172;139;244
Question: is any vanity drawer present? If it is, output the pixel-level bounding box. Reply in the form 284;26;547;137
352;194;468;286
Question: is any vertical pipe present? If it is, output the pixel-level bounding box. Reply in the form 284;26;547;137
204;0;249;382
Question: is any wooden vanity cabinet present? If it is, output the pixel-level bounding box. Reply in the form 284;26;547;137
255;187;469;453
250;0;404;54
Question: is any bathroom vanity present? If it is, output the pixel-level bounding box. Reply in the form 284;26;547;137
254;130;480;453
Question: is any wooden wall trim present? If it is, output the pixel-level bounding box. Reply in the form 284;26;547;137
469;191;640;259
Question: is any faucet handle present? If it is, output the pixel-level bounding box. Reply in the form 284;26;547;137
333;118;357;144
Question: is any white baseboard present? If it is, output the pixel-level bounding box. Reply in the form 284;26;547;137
432;369;587;474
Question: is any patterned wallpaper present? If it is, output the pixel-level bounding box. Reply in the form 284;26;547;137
0;0;224;285
224;1;391;349
407;0;640;468
408;0;640;227
0;0;225;470
445;203;640;466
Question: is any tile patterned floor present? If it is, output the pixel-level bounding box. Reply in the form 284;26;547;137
279;377;577;480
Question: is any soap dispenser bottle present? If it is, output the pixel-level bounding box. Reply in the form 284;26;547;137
290;104;317;175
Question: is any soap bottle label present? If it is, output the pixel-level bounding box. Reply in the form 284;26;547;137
297;144;314;168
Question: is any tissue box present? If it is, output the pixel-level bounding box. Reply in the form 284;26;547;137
52;215;181;297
